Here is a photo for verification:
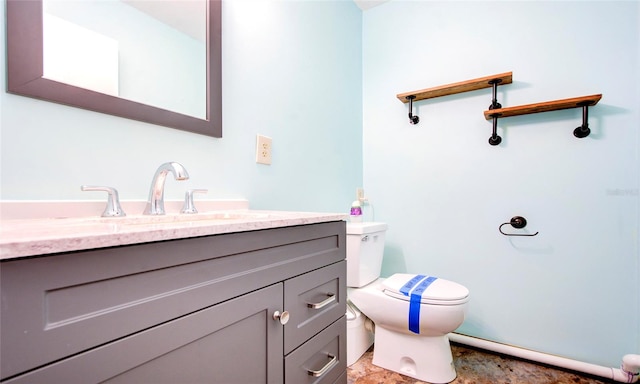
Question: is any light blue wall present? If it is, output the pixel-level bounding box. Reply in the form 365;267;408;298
0;0;363;213
363;0;639;368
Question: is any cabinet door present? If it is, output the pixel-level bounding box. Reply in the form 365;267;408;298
4;284;284;384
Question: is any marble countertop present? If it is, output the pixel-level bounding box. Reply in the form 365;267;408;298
0;206;346;260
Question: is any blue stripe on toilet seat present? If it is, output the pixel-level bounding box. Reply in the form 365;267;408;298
399;275;426;296
408;276;438;334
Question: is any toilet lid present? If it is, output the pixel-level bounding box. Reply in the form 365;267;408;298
346;222;387;235
382;273;469;304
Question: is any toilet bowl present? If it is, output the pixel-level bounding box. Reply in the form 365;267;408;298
348;275;469;383
345;222;470;384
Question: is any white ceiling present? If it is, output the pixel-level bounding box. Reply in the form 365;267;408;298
353;0;390;11
121;0;389;42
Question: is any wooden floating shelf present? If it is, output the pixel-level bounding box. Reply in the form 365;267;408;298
397;72;513;103
483;94;602;120
398;71;601;145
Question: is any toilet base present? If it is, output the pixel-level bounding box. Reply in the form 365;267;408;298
346;306;374;366
371;327;457;383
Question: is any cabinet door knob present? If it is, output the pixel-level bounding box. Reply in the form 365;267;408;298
273;310;290;325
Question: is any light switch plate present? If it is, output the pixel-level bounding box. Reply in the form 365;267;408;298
256;134;272;165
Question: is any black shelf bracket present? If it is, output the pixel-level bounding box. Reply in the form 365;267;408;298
406;95;420;125
488;113;502;146
573;101;593;138
488;78;504;110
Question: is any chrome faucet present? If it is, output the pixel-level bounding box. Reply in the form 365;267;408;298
144;162;190;215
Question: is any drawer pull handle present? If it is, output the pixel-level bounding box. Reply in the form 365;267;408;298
306;293;336;309
273;310;290;325
307;354;337;377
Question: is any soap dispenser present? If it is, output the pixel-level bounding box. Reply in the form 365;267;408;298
350;200;363;223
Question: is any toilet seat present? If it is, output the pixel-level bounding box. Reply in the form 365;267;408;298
382;273;469;305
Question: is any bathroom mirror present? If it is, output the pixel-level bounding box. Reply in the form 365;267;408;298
6;0;222;137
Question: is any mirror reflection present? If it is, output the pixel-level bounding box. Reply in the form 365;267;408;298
42;0;207;119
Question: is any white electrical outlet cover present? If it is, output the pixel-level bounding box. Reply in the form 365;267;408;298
256;135;272;165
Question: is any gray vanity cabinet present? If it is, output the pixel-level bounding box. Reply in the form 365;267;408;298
0;221;347;384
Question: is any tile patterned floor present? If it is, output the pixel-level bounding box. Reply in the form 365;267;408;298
347;343;614;384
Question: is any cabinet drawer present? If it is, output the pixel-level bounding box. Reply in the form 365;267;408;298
284;261;346;354
285;316;347;384
332;371;347;384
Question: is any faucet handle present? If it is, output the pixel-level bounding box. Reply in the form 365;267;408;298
81;185;126;217
181;189;208;214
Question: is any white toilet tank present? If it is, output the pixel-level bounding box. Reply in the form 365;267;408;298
346;222;387;288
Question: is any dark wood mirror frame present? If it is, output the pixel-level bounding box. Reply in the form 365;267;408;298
6;0;222;138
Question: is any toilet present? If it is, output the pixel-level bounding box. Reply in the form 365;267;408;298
346;222;470;384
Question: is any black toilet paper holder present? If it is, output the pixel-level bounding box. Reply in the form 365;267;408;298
499;216;539;237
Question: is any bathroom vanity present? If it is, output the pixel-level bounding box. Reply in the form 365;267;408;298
0;209;347;383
